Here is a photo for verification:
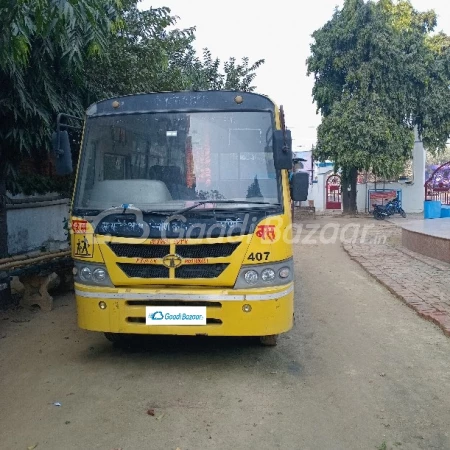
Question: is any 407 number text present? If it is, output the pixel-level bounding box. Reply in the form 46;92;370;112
247;252;270;262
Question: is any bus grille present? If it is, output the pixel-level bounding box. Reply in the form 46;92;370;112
175;264;229;279
109;242;239;260
175;243;239;258
118;263;169;278
109;243;170;258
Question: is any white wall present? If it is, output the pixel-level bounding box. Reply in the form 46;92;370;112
356;183;368;212
308;169;337;212
309;173;329;211
357;134;426;213
7;198;70;255
309;131;426;214
357;181;424;213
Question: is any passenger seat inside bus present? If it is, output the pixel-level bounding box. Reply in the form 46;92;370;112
149;165;196;200
88;179;172;208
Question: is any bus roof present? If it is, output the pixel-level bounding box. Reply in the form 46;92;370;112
86;90;277;117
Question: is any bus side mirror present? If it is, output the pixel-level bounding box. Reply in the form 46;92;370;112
291;172;309;201
51;130;73;176
273;129;292;170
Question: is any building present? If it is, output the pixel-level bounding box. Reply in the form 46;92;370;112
305;130;426;213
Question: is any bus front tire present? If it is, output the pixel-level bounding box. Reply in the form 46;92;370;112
259;335;278;346
104;332;133;346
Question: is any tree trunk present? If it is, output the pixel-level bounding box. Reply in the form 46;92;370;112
0;175;8;258
341;167;358;214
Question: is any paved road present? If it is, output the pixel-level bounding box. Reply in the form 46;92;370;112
1;217;449;450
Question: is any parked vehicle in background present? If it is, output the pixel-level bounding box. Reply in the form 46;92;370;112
373;197;406;220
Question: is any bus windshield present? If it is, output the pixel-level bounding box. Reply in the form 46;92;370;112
73;111;280;214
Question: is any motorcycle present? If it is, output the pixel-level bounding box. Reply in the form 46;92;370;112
373;197;406;220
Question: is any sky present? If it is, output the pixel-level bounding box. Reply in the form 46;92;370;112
141;0;450;151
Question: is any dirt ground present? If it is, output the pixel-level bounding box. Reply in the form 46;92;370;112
1;217;449;450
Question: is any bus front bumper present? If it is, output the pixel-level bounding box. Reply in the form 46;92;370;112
74;283;294;337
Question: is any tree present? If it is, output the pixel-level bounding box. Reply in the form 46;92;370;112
307;0;450;213
84;4;196;100
179;49;265;92
85;5;265;98
0;0;121;258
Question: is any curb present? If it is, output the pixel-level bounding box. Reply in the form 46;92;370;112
343;245;450;338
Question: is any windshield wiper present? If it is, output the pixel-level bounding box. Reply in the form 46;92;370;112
72;208;103;217
169;200;280;217
142;210;176;216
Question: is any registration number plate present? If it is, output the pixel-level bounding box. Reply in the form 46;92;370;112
145;306;207;325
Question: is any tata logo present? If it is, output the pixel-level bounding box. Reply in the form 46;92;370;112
162;253;183;268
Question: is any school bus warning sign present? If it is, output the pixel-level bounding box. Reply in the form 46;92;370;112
73;234;94;258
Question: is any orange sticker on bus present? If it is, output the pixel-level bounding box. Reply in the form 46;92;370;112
255;225;276;241
72;220;87;234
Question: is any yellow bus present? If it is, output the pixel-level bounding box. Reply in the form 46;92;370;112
53;90;308;346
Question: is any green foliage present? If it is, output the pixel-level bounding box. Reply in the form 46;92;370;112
182;49;265;92
316;94;414;172
84;5;196;99
0;0;120;175
307;0;450;210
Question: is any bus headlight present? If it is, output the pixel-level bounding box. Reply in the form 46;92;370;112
234;258;293;289
244;270;259;285
92;268;107;283
80;266;92;281
74;262;113;287
261;269;276;282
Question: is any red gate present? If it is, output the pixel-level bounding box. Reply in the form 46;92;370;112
326;174;342;210
425;161;450;205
